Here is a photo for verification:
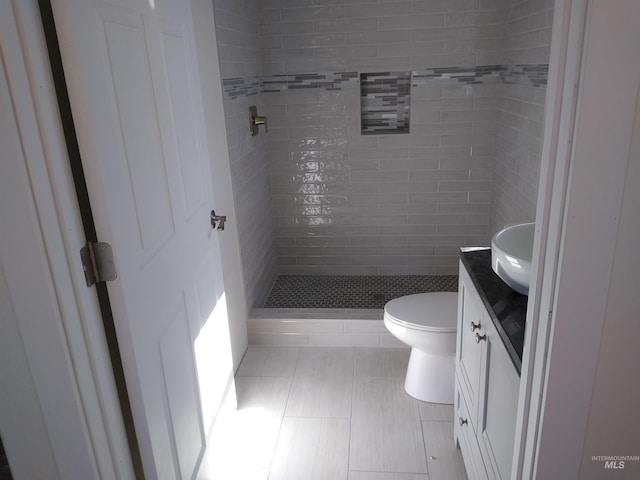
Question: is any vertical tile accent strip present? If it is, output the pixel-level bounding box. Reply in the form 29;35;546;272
360;71;411;135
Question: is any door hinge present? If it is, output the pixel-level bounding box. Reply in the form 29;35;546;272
80;242;117;287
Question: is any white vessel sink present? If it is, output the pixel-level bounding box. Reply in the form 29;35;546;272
491;223;535;295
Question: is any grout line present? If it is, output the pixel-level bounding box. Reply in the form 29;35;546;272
264;347;300;479
347;346;356;475
420;413;431;478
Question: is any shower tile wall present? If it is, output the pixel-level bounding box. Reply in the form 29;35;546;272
489;0;554;233
213;0;277;308
212;0;553;306
261;0;506;276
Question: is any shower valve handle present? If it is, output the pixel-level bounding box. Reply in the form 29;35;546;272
249;106;268;136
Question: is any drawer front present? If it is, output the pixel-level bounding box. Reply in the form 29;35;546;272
455;384;489;480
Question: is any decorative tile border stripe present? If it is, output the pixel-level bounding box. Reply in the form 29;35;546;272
361;71;411;135
412;64;502;86
262;72;359;93
221;64;549;99
222;75;261;100
500;64;548;87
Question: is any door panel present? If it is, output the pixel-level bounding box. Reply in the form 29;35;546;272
159;302;205;479
51;0;235;477
99;7;176;253
161;27;207;215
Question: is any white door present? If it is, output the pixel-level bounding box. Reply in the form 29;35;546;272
50;0;235;478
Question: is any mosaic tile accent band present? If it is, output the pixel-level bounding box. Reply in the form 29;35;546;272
262;72;359;93
361;71;411;135
221;75;261;100
221;64;548;100
263;274;459;309
412;64;548;87
222;72;359;98
500;64;548;87
412;65;501;86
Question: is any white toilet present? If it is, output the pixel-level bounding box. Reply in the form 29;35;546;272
384;292;458;404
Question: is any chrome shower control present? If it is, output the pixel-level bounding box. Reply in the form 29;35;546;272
249;106;268;136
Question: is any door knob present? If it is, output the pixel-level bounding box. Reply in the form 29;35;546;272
470;321;481;331
475;333;486;343
210;210;227;230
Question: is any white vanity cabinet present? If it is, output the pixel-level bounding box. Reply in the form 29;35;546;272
454;261;521;480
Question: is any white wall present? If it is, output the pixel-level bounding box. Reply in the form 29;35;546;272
0;1;132;476
578;82;640;480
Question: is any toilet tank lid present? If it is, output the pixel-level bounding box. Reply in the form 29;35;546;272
384;292;458;331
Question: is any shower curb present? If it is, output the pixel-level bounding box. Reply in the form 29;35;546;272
247;308;405;348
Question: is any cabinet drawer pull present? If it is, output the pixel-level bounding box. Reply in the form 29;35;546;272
470;321;481;331
475;333;486;343
459;417;468;426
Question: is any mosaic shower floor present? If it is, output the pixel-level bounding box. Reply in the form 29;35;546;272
263;275;459;309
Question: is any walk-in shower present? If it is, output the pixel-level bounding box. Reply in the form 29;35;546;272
212;0;553;344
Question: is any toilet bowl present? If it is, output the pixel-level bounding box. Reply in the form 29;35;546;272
384;292;458;404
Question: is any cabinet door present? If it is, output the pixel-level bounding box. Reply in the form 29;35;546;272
477;319;520;480
456;264;486;430
455;383;489;480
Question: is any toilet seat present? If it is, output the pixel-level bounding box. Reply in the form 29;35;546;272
384;292;457;332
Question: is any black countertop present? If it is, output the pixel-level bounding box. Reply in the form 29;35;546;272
460;248;527;374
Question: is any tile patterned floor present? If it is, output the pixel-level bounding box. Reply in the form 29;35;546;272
264;275;459;309
200;346;468;480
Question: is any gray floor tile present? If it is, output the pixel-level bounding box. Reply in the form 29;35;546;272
295;346;355;377
348;472;429;480
285;374;353;418
236;376;292;418
422;421;468;480
350;377;427;474
418;401;455;422
224;346;468;480
354;347;410;378
203;376;292;473
236;345;300;377
269;417;350;480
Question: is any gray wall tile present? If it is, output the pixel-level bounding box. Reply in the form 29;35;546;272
213;0;552;296
489;0;552;235
213;0;277;308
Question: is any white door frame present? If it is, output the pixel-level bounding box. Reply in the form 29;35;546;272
0;0;134;478
514;0;640;478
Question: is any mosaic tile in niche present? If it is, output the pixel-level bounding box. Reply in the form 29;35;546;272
360;71;411;135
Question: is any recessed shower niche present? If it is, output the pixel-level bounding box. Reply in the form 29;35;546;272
360;71;411;135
